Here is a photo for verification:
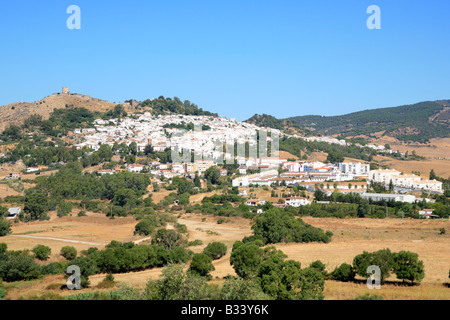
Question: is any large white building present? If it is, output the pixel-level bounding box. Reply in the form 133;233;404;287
369;169;443;193
360;193;417;204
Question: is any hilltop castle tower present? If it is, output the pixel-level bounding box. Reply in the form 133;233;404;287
62;87;70;94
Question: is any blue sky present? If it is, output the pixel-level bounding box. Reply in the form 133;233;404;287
1;1;449;120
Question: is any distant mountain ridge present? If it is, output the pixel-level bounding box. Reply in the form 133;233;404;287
247;100;450;143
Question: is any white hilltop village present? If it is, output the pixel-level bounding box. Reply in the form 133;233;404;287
67;105;443;211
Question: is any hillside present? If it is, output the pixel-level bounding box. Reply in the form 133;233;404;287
0;92;116;131
245;113;315;136
0;93;218;132
285;100;450;143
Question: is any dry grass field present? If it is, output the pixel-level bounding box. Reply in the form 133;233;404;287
2;209;449;300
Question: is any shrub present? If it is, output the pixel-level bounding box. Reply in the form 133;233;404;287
57;201;73;218
352;293;383;300
309;260;327;276
0;220;12;237
188;253;215;278
40;262;65;275
187;240;203;247
0;287;7;299
33;245;52;261
134;218;155;236
203;242;227;260
0;243;7;254
0;254;41;282
77;211;87;217
60;246;77;260
331;263;355;282
439;228;446;235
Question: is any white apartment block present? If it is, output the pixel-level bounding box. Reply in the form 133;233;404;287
337;162;370;176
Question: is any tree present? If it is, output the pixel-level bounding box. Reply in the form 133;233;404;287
326;152;344;164
33;245;52;261
68;256;98;288
203;242;227;260
134;218;155;236
257;259;325;300
0;220;12;237
429;169;437;180
177;179;194;195
188;253;215;278
60;246;77;260
57;201;73;218
113;188;138;209
0;254;41;282
392;251;425;284
353;249;394;284
309;260;327;277
331;263;355;282
152;229;181;250
204;166;221;185
389;179;394;192
357;200;370;218
230;242;264;279
194;174;201;188
24;191;49;221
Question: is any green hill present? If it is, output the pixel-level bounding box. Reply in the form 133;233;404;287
245;113;316;136
285;100;450;143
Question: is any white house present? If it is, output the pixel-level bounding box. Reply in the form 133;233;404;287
285;197;311;207
6;207;21;219
126;163;145;172
246;199;265;206
418;209;438;219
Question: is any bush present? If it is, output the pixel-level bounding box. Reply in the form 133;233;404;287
77;211;87;217
0;254;41;282
60;246;77;260
252;209;332;244
134;218;155;236
187;240;203;247
309;260;327;276
57;201;73;218
0;220;12;237
0;287;6;299
352;293;383;300
188;253;215;278
439;228;446;235
203;242;227;260
0;243;7;254
33;245;52;261
40;262;65;275
331;263;355;282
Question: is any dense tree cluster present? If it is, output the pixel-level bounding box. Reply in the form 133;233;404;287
251;208;333;244
140;96;218;117
230;241;325;300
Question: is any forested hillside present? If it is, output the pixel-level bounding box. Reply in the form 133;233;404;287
285;100;450;143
